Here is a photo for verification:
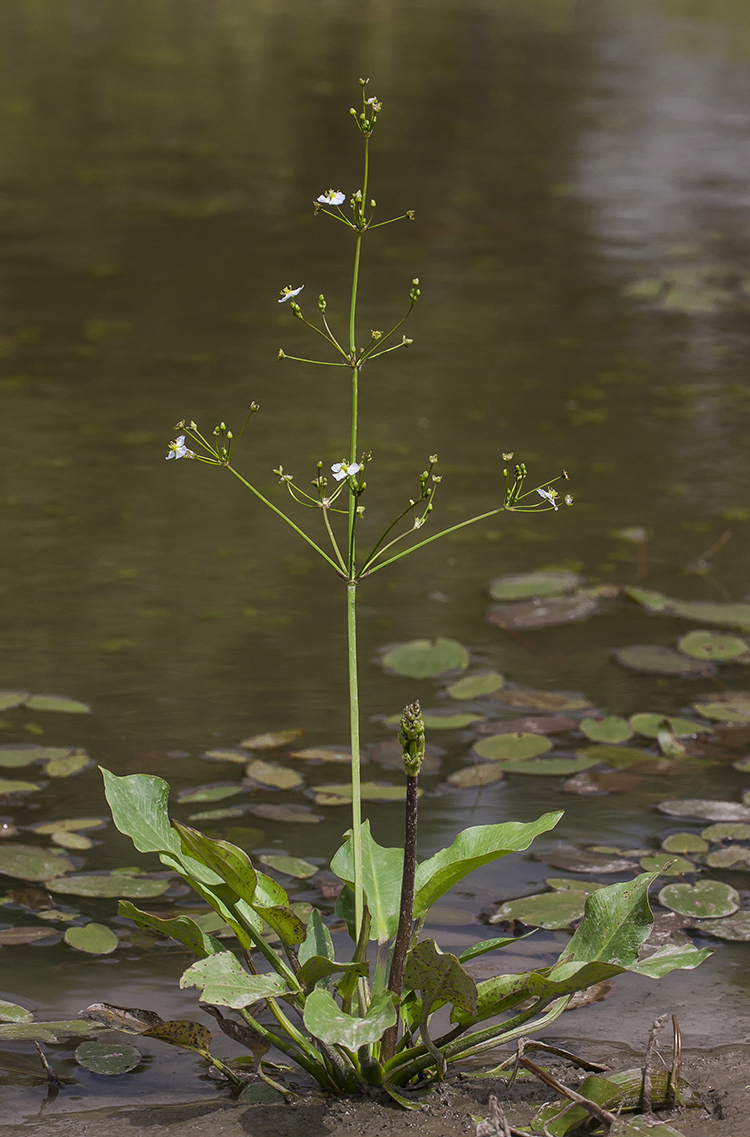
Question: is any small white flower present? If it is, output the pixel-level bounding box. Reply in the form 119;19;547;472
331;460;362;481
278;285;304;303
166;435;194;461
316;189;346;206
537;487;559;510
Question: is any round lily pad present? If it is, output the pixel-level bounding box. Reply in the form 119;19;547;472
502;756;600;776
701;823;750;842
421;712;484;730
657;799;750;822
496;690;592;712
490;891;586;930
25;695;91;714
662;833;709;854
692;911;750;941
0;844;75;882
0;926;60;945
65;923;119;954
580;716;633;743
74;1041;141;1075
48;874;171;898
629;714;706;739
694;699;750;723
640;854;694;875
658;880;740;919
176;783;244;804
447;764;505;788
613;645;715;677
488;570;581;601
45;753;91;778
541;847;637;874
244;759;303;790
678;629;749;662
473;733;552;762
488;593;599;630
50;830;94;850
258;855;317;879
575;745;655;768
545;879;605;894
705;847;750;869
380;638;469;678
447;673;505;700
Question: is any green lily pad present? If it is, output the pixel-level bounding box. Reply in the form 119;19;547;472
488;592;600;630
496;689;592;712
50;830;94;850
0;691;30;711
613;645;715;676
705;846;750;869
188;806;247;821
575;745;655;768
701;823;750;842
657;799;750;822
447;764;505;788
0;779;43;795
639;854;693;875
244;759;303;790
176;783;244;804
580;716;633;743
74;1041;140;1075
662;833;709;854
678;629;749;662
0;926;60;945
692;911;750;941
0;999;33;1023
447;673;505;700
472;733;552;761
239;729;304;751
0;844;75;882
0;1020;96;1043
288;747;351;763
500;756;600;776
488;570;582;601
626;587;750;629
201;748;251;764
545;879;606;894
45;752;91;778
258;855;317;879
629;714;707;739
0;744;73;768
65;923;119;954
48;874;171;898
694;695;750;723
247;803;322;824
31;817;106;834
380;638;469;678
25;695;92;714
490;890;586;930
659;880;740;919
421;712;484;730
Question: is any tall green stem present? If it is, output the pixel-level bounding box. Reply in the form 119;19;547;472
346;580;364;940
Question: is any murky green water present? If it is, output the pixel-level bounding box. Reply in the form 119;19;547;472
2;0;750;1117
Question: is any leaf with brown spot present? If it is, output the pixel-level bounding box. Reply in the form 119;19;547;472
142;1019;213;1054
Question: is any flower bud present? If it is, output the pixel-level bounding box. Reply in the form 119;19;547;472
398;701;425;777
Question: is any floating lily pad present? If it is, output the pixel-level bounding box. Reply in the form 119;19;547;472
447;765;505;788
447;673;505;700
50;830;94;851
0;844;75;882
48;875;171;898
258;855;317;879
545;878;606;893
0;744;73;768
629;714;707;739
488;592;600;630
45;752;91;778
662;833;709;854
65;923;119;954
613;645;715;677
476;715;578;736
0;926;60;945
678;629;749;662
693;693;750;722
74;1040;141;1075
580;716;633;743
540;847;637;874
574;745;655;768
496;690;592;712
0;691;30;712
244;759;303;790
501;756;600;776
0;779;43;795
490;891;586;929
701;823;750;842
626;587;750;629
25;695;92;714
639;854;693;875
658;879;740;919
692;911;750;941
188;806;247;821
31;817;106;835
247;803;322;824
176;783;244;804
705;847;750;869
563;770;644;794
201;748;250;764
312;782;411;805
472;733;552;762
657;799;750;822
0;999;33;1023
0;1020;96;1043
488;570;582;601
288;747;351;764
380;638;469;678
239;729;304;751
421;712;485;730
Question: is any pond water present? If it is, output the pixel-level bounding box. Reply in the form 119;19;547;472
2;0;750;1119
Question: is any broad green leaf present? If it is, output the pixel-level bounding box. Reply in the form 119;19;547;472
173;822;257;903
489;570;581;601
299;909;334;966
303;988;396;1048
457;933;530;963
25;695;91;713
451;972;534;1025
678;629;748;661
118;902;224;956
565;874;657;966
180;951;293;1006
447;673;505;700
580;716;633;743
490;891;586;929
101;769;180;855
614;644;714;676
629;713;706;739
259;854;317;879
75;1041;140;1074
659;880;740;919
65;923;119;954
48;874;171;899
0;844;75;882
331;822;403;943
244;759;303;790
403;939;477;1014
472;733;552;761
380;638;469;678
414;812;562;918
296;955;368;993
0;1000;33;1023
142;1019;213;1054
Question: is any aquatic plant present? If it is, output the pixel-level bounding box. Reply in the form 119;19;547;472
99;81;708;1099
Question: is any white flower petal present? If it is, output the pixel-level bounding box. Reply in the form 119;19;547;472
317;190;345;205
536;488;559;511
279;285;304;303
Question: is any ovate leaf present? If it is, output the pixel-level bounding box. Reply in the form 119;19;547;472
303;988;396;1049
180;952;293;1006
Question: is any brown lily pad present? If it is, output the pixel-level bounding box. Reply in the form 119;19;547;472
488;591;600;630
657;799;750;822
494;689;592;712
614;645;716;677
538;845;638;874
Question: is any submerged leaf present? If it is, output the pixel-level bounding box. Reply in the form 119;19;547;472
626;587;750;629
659;880;740;919
613;644;715;676
540;847;637;874
694;695;750;723
74;1041;140;1075
488;570;582;601
0;1019;97;1043
313;782;409;804
473;733;552;762
0;779;43;795
247;803;322;824
575;744;656;768
447;673;504;699
0;844;75;882
45;752;91;778
0;744;73;768
496;690;592;712
176;783;245;804
420;712;484;730
476;715;578;736
65;923;119;954
447;764;505;788
78;1004;164;1034
380;637;469;678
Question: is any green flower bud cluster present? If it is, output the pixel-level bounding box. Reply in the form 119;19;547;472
398;701;425;777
